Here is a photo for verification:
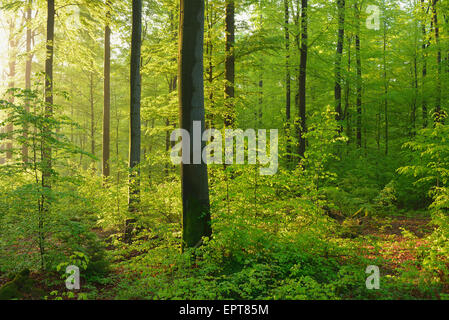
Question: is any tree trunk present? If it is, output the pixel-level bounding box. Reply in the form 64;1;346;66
345;34;352;144
43;0;55;190
432;0;442;123
90;62;95;161
125;0;142;243
224;0;235;127
383;16;388;155
179;0;212;251
284;0;291;162
103;1;111;178
355;3;362;149
334;0;345;122
23;0;33;163
296;0;308;159
421;0;428;128
6;18;17;160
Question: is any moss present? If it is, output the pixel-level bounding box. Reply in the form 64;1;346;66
0;269;43;300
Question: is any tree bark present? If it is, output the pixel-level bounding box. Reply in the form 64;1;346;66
90;62;95;161
296;0;308;159
355;3;362;149
224;0;235;127
6;18;17;160
103;1;111;178
334;0;345;122
125;0;142;243
23;0;33;163
431;0;442;123
421;0;428;128
43;0;55;190
284;0;291;162
383;16;388;155
179;0;212;250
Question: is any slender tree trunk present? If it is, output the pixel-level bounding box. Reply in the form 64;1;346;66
90;63;95;161
345;35;352;144
23;0;33;163
412;53;418;136
205;0;215;126
284;0;291;162
224;0;235;127
334;0;345;122
355;3;362;149
421;0;428;128
39;0;55;271
103;1;111;178
6;18;17;160
296;0;308;159
43;0;55;190
125;0;142;243
0;127;5;164
432;0;442;123
383;17;388;155
179;0;212;251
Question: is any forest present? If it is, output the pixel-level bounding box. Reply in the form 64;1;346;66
0;0;449;301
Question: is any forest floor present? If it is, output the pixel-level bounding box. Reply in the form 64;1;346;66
357;215;434;272
0;213;443;300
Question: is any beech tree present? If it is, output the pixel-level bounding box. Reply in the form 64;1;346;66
178;0;212;250
125;0;142;243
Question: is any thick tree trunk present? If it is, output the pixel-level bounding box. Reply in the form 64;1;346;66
103;2;111;178
179;0;212;250
125;0;142;243
334;0;345;122
224;0;235;127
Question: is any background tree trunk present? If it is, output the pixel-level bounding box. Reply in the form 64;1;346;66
355;3;362;149
432;0;442;123
6;18;17;160
284;0;291;162
103;2;111;178
23;0;33;163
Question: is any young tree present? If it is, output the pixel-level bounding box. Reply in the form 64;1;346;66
178;0;212;250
